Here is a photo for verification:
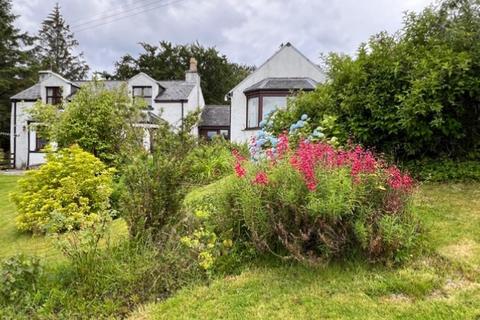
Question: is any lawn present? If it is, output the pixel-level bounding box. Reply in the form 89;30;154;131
134;183;480;320
0;173;128;261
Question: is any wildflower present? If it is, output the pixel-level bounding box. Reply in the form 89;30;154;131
234;162;246;177
252;171;269;185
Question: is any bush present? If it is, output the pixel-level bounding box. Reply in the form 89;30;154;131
195;129;422;265
11;145;115;233
269;0;480;161
403;159;480;182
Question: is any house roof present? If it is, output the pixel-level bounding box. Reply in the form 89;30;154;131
11;84;41;101
227;42;324;96
155;81;195;102
199;105;230;127
11;77;196;102
243;77;318;93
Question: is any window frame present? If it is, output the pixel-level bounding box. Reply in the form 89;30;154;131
245;90;290;130
132;86;153;109
46;86;62;105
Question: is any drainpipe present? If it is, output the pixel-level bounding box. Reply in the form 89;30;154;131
181;101;184;131
13;101;17;169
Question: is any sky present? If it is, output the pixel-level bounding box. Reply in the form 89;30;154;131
12;0;432;74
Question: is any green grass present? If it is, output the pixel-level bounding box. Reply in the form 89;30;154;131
137;183;480;320
0;173;128;261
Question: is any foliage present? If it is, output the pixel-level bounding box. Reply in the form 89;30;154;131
11;145;115;234
183;138;238;186
34;3;89;79
404;159;480;182
112;41;253;104
0;254;42;308
119;111;200;238
28;81;145;166
196;118;421;264
0;0;36;154
272;0;480;161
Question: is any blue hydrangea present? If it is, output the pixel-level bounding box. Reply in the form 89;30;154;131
256;138;266;147
301;114;308;121
259;120;267;128
296;120;305;128
256;130;265;138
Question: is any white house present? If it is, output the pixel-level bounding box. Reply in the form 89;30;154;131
227;43;325;142
10;59;205;169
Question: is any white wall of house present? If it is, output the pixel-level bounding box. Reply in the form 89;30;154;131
11;101;35;169
228;44;326;143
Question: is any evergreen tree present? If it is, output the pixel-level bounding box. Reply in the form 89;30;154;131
0;0;36;156
35;3;89;80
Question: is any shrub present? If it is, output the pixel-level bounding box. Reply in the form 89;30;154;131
11;145;115;233
28;81;145;166
268;0;480;161
201;129;421;265
403;159;480;182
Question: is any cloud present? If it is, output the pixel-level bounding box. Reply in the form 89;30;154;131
12;0;431;74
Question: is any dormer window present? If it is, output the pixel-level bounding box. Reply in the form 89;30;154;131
133;86;153;109
46;86;62;105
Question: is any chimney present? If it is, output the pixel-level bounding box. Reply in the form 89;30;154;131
38;70;53;82
185;57;200;85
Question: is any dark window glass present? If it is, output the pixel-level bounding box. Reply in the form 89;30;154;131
46;87;62;105
133;86;153;109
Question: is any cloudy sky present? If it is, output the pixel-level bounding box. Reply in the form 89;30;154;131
12;0;432;74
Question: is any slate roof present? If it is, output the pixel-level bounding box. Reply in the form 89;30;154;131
155;81;195;101
243;77;318;93
11;84;41;101
199;105;230;127
10;79;195;102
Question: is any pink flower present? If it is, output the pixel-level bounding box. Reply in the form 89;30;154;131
252;171;269;185
234;162;246;178
387;166;414;191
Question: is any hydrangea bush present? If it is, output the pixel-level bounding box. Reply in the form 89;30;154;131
225;114;421;264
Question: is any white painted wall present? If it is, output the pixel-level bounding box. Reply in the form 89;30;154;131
11;101;35;169
229;45;326;143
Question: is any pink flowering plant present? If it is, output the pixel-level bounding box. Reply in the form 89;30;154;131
224;115;421;264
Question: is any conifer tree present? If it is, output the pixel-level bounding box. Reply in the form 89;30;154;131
35;3;89;80
0;0;35;155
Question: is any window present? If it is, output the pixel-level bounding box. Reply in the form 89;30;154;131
133;86;153;109
199;128;230;140
246;93;288;129
247;97;259;128
262;96;287;119
46;87;62;105
35;131;48;151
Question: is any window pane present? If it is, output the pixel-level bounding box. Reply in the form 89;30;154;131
207;131;218;139
247;97;259;128
143;86;152;97
133;87;143;96
220;130;229;139
47;87;53;95
262;96;287;119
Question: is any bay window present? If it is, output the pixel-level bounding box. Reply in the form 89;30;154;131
246;93;287;129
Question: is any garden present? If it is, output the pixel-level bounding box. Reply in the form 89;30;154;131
1;0;480;319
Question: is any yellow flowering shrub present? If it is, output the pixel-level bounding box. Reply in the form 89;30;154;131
11;145;115;233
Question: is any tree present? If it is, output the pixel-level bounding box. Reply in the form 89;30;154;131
35;3;89;80
0;0;36;155
273;0;480;161
112;41;253;104
28;82;145;166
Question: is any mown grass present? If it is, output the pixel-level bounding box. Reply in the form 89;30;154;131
136;182;480;320
0;173;128;261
